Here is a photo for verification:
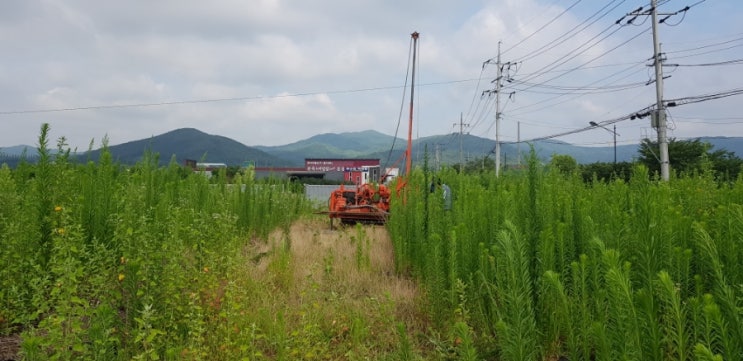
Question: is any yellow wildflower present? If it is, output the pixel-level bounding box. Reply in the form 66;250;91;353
203;267;209;273
57;228;65;235
54;206;62;212
118;273;125;282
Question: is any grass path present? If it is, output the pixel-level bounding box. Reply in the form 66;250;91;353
207;216;437;360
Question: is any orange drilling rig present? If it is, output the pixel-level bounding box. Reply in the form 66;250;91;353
323;32;419;227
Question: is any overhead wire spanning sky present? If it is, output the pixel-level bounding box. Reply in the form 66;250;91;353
464;0;741;147
0;0;740;151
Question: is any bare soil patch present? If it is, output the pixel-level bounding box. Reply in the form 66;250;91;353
0;334;20;361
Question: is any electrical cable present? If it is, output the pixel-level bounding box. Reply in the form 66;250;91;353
502;87;743;147
509;69;647;114
515;24;624;86
509;49;649;116
514;0;627;64
672;59;743;67
508;77;648;93
501;0;584;57
665;36;743;54
470;95;495;133
382;35;414;172
462;67;486;128
669;44;743;61
0;78;478;116
665;88;743;106
673;115;743;123
517;25;649;92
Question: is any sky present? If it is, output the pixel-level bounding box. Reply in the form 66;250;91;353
1;0;741;153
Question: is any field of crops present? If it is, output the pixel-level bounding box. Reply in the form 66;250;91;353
388;153;743;360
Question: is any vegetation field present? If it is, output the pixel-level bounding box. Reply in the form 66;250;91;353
2;126;743;360
389;153;743;360
0;126;437;360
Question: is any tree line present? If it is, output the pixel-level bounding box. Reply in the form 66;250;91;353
455;138;743;182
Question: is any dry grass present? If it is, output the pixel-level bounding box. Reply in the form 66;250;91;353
221;216;433;359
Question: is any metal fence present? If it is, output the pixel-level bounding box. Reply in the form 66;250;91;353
303;184;339;206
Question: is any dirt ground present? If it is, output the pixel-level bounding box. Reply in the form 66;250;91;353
0;334;19;361
261;217;429;333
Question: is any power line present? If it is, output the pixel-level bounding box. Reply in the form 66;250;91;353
469;96;495;135
671;58;743;67
504;87;743;145
669;44;743;61
508;77;648;94
462;67;486;127
515;24;626;86
516;26;650;92
665;87;743;106
514;60;651;78
501;0;584;57
0;79;479;116
673;115;743;122
663;32;743;47
515;0;627;63
665;36;743;54
508;55;648;116
467;2;653;137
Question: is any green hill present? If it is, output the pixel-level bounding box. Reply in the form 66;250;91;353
80;128;292;167
254;130;399;165
3;129;742;169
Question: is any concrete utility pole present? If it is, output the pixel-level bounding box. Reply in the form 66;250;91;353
455;112;470;172
494;41;503;177
484;41;513;176
517;121;521;166
651;0;670;181
624;0;674;180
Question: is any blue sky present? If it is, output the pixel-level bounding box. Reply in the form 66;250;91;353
1;0;741;153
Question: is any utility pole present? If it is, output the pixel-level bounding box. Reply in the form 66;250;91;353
454;112;470;173
494;41;503;177
589;121;619;163
483;41;513;177
404;32;419;177
625;1;672;180
613;124;617;164
517;121;521;166
651;0;670;181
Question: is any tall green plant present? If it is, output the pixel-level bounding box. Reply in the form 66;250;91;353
655;270;690;361
493;222;539;361
602;248;643;360
694;225;743;358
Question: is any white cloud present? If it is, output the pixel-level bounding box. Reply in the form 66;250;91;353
0;0;740;151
